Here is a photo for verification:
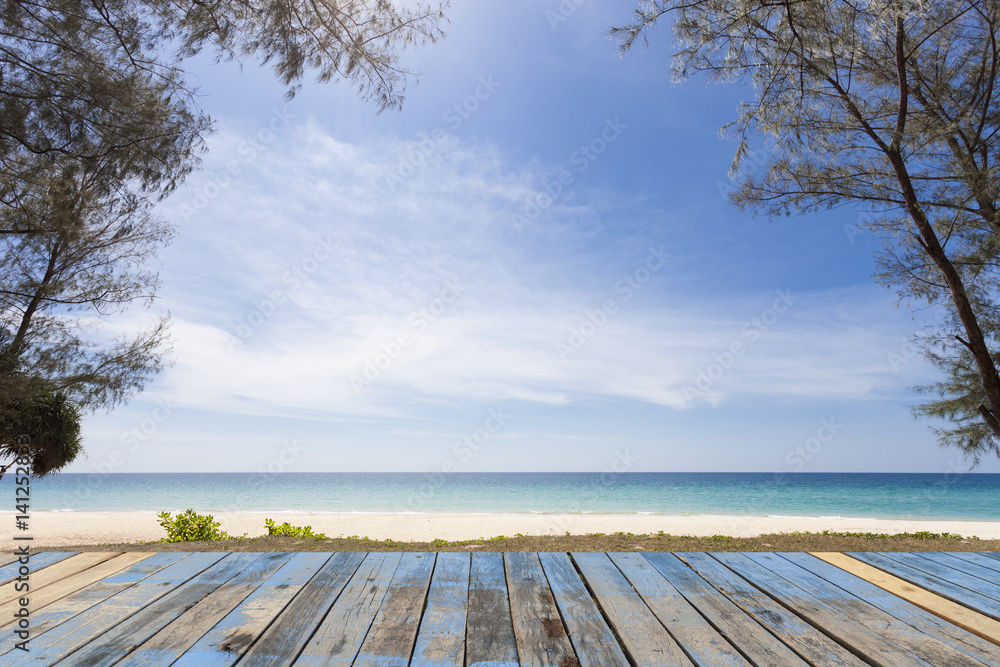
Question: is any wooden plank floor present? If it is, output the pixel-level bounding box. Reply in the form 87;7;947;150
2;552;999;666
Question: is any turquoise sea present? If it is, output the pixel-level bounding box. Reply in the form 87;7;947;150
4;472;999;520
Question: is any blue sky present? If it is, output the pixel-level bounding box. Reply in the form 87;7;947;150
68;0;1000;474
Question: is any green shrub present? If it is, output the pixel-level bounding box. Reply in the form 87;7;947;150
264;518;327;539
157;509;232;542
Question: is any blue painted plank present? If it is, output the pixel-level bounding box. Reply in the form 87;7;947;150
411;552;471;667
50;552;266;665
236;551;366;666
115;553;295;666
538;553;630;667
899;553;1000;601
850;552;1000;621
465;552;518;667
5;552;186;639
947;552;1000;575
295;552;402;667
676;553;864;666
782;552;1000;667
173;552;334;667
504;551;578;666
0;552;77;585
0;552;225;665
353;552;436;667
643;552;808;666
746;552;993;667
712;552;935;667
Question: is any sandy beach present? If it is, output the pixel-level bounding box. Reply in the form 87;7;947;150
4;511;1000;549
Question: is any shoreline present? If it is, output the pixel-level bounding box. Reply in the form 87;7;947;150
4;511;1000;548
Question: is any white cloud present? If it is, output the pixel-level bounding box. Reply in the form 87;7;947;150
141;121;940;421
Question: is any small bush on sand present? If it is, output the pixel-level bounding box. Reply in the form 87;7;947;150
158;509;232;542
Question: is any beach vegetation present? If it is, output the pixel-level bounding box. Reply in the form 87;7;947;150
157;509;235;542
264;518;327;539
612;1;1000;463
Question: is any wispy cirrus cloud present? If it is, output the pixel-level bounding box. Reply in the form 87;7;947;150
140;120;936;422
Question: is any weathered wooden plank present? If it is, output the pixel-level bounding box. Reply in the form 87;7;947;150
465;551;519;667
504;551;578;667
745;552;992;667
0;552;225;666
236;551;366;666
908;553;1000;599
946;552;1000;576
643;552;807;666
4;553;187;639
538;553;629;667
0;553;152;623
813;553;1000;647
172;552;334;667
713;552;935;667
572;553;693;666
114;553;295;666
294;552;402;667
785;553;1000;666
49;552;263;665
850;552;1000;621
883;552;1000;603
0;552;119;606
352;552;436;667
410;552;471;667
675;552;864;666
0;552;77;585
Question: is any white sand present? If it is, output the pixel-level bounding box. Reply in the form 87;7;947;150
2;511;999;548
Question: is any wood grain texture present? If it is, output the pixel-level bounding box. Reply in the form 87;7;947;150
410;552;470;667
466;551;519;667
7;553;187;639
883;552;1000;603
784;552;1000;666
295;551;403;667
236;551;366;667
743;552;988;667
0;552;76;586
644;552;808;667
538;553;630;667
713;552;936;667
0;552;119;606
676;552;864;666
352;552;436;667
813;552;1000;648
571;552;692;667
0;553;151;624
51;552;262;666
505;551;579;667
0;552;226;666
850;552;1000;621
173;552;335;667
115;553;294;666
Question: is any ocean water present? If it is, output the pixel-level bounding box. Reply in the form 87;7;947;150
2;472;998;520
